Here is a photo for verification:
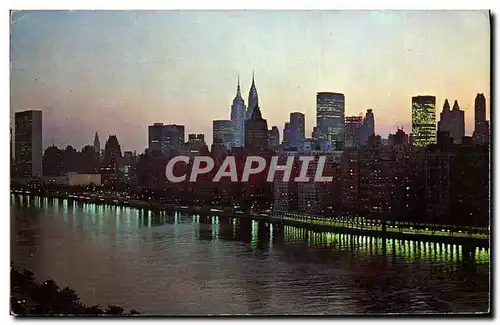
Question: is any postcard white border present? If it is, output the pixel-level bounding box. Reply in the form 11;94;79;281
2;1;497;324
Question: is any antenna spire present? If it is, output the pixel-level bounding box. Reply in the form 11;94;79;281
236;73;241;97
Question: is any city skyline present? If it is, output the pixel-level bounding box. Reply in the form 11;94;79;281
11;10;490;151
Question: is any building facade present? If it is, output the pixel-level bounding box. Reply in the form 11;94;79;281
148;123;164;153
438;99;465;144
345;115;363;148
230;77;246;147
283;112;305;149
358;109;375;147
101;135;122;184
412;95;436;148
213;120;234;150
245;106;269;150
14;110;43;178
148;123;185;154
425;135;489;226
163;124;185;150
473;93;490;144
316;92;345;149
268;126;280;149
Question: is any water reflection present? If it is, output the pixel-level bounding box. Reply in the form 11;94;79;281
10;194;490;315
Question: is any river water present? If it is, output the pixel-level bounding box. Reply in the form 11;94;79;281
10;194;490;315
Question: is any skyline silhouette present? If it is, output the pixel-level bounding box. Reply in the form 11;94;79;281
10;10;490;151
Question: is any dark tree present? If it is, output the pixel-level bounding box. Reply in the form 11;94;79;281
105;305;124;315
85;305;104;315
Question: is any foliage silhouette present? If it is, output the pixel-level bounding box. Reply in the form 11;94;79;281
10;266;140;316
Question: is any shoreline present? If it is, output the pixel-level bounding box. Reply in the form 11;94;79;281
11;266;139;316
11;190;489;248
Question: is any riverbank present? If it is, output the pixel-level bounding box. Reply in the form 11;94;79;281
11;266;139;316
11;190;489;247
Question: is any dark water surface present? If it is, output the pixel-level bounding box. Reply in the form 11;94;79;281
10;195;490;315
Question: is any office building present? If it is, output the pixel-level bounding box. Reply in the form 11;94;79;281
473;93;490;144
14;110;43;178
345;115;363;148
101;135;122;184
316;92;345;149
148;123;185;154
412;95;436;147
283;112;305;148
358;109;375;146
438;99;465;144
148;123;165;153
163;124;185;150
268;126;280;149
245;106;268;150
425;135;489;226
213;120;234;150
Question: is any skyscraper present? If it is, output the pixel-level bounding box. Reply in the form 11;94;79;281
438;99;465;144
163;124;185;150
412;95;436;147
148;123;165;153
103;135;122;163
290;112;305;146
283;112;305;148
245;106;268;150
148;123;185;154
230;76;246;147
290;112;305;140
345;115;363;148
316;92;345;149
283;122;291;146
358;109;375;146
101;135;122;184
473;93;489;144
213;120;234;150
14;110;43;178
93;131;101;154
246;71;259;120
268;126;280;149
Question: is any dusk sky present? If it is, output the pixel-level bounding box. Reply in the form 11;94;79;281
10;10;490;152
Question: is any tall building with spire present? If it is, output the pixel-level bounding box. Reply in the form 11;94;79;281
230;75;246;147
473;93;489;144
93;131;101;154
438;99;465;144
246;71;259;120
